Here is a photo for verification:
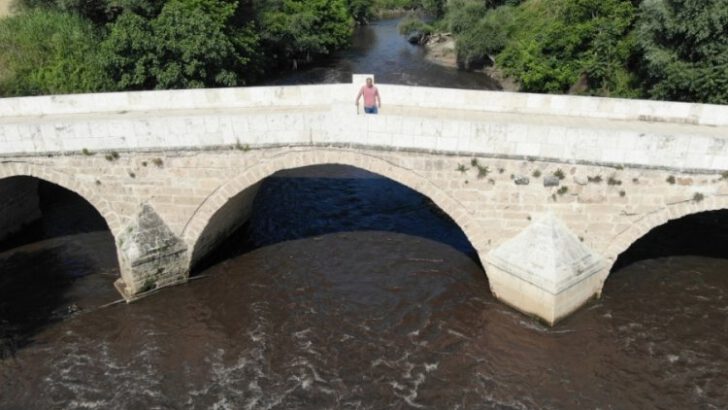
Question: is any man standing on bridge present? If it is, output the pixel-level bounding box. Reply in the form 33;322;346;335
355;77;381;114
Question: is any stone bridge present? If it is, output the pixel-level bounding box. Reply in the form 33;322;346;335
1;76;727;324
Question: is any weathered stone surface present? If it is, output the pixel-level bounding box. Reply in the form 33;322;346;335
543;176;560;187
574;175;588;185
115;204;188;300
485;213;605;324
514;175;530;185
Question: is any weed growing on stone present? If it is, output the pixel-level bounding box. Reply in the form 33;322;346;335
666;175;676;184
105;151;120;161
619;190;626;197
457;164;468;174
532;169;542;178
235;140;250;152
152;158;164;167
82;148;93;156
557;186;569;195
476;165;490;179
553;169;565;180
607;177;622;186
588;175;603;183
693;192;704;202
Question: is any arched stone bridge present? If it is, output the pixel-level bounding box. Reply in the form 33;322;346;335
1;76;727;324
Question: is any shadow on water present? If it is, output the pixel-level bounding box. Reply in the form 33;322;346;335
0;181;113;358
0;181;108;254
195;165;481;274
612;210;728;272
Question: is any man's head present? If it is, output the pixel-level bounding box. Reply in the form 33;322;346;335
366;78;373;87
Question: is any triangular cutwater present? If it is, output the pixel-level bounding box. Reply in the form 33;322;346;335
487;213;604;294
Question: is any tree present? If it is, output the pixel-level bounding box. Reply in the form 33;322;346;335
256;0;353;69
99;0;261;90
0;9;108;96
637;0;728;104
18;0;166;23
495;0;638;94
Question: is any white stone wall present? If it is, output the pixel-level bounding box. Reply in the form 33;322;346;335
1;84;727;171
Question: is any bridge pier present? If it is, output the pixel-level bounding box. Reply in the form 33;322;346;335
114;204;189;301
484;214;606;325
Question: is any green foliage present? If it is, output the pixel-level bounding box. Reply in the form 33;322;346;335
99;0;261;90
19;0;166;22
452;4;515;69
495;0;639;94
256;0;353;69
398;14;433;35
637;0;728;104
0;9;108;96
348;0;373;23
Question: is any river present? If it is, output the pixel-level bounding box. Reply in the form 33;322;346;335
1;19;727;410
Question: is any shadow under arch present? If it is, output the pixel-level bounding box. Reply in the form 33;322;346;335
0;163;123;241
0;171;121;357
182;149;486;274
603;196;728;280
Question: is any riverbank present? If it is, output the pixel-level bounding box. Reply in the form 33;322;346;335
421;32;519;92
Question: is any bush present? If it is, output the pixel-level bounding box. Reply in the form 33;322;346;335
98;0;261;90
637;0;728;104
0;9;107;96
454;5;515;69
398;14;433;35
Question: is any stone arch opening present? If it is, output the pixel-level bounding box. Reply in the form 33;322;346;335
604;198;728;277
609;209;728;275
0;174;121;356
182;150;486;275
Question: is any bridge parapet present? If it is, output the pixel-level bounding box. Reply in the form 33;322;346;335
1;82;728;172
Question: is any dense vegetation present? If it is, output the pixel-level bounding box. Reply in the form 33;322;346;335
406;0;728;104
0;0;355;95
1;0;726;104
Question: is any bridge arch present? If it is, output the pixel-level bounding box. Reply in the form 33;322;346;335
0;162;123;241
602;195;728;281
182;149;486;270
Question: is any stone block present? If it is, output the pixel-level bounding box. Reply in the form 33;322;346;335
115;204;189;301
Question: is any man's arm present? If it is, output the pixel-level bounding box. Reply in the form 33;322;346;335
376;88;381;107
355;87;363;106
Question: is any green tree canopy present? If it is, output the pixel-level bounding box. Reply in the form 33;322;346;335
637;0;728;104
256;0;353;69
99;0;261;90
495;0;638;94
0;8;107;95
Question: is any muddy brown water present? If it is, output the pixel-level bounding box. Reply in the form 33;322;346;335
1;165;727;409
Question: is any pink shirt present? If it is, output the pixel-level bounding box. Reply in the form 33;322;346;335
359;85;380;107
